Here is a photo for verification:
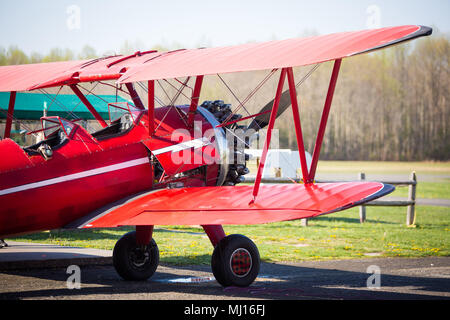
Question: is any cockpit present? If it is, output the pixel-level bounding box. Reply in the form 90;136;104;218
23;116;79;158
42;116;76;143
91;102;143;140
22;102;143;159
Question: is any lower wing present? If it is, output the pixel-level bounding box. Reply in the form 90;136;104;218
68;182;394;228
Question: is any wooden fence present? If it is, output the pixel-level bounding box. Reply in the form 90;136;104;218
357;172;417;226
245;172;417;226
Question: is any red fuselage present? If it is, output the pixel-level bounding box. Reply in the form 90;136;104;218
0;106;221;238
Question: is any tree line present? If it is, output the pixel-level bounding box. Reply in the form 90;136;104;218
294;33;449;161
1;33;448;161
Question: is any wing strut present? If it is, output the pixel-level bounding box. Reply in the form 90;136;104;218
125;83;145;110
308;59;342;182
187;75;204;127
3;91;16;138
287;67;309;184
70;84;108;128
148;80;155;136
251;59;342;201
251;68;287;203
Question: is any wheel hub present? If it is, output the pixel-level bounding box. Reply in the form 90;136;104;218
129;247;150;268
229;248;252;277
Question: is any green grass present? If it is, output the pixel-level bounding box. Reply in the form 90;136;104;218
316;161;450;199
391;182;450;199
11;205;450;266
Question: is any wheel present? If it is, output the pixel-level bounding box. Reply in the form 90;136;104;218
113;231;159;281
211;234;260;287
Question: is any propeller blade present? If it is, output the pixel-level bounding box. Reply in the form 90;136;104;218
247;89;292;131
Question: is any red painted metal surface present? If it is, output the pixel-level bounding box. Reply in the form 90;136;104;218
141;106;218;176
202;225;226;247
0;104;222;238
308;59;342;182
83;182;388;227
0;138;33;172
147;80;155;136
0;142;153;237
136;225;154;245
252;68;286;201
105;50;157;68
188;75;204;126
125;83;145;110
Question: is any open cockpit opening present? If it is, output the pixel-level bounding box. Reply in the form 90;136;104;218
23;116;78;157
91;102;143;140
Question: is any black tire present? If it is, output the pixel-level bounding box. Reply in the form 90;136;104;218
211;234;260;287
113;231;159;281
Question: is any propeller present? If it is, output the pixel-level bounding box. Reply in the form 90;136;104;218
246;89;292;131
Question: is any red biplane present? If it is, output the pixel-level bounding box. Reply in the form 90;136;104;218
0;25;431;287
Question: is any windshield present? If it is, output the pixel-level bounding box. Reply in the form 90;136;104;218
40;116;76;139
42;118;60;138
60;119;76;137
108;102;142;124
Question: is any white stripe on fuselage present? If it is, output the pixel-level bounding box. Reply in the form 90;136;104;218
0;157;150;197
0;138;210;197
151;137;211;155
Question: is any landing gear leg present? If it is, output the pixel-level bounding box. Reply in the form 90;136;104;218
113;226;159;281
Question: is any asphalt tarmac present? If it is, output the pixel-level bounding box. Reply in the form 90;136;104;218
0;242;449;301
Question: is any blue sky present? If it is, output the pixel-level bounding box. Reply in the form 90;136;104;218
1;0;448;55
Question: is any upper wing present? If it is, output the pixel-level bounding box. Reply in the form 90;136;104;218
0;52;161;92
118;25;431;83
0;59;88;92
0;26;431;92
71;182;394;228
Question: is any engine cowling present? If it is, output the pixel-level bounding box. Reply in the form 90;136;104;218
198;100;250;186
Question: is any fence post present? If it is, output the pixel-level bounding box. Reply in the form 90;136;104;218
406;171;417;226
301;218;308;227
359;172;366;223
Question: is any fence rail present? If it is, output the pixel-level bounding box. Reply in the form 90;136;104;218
245;171;417;226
